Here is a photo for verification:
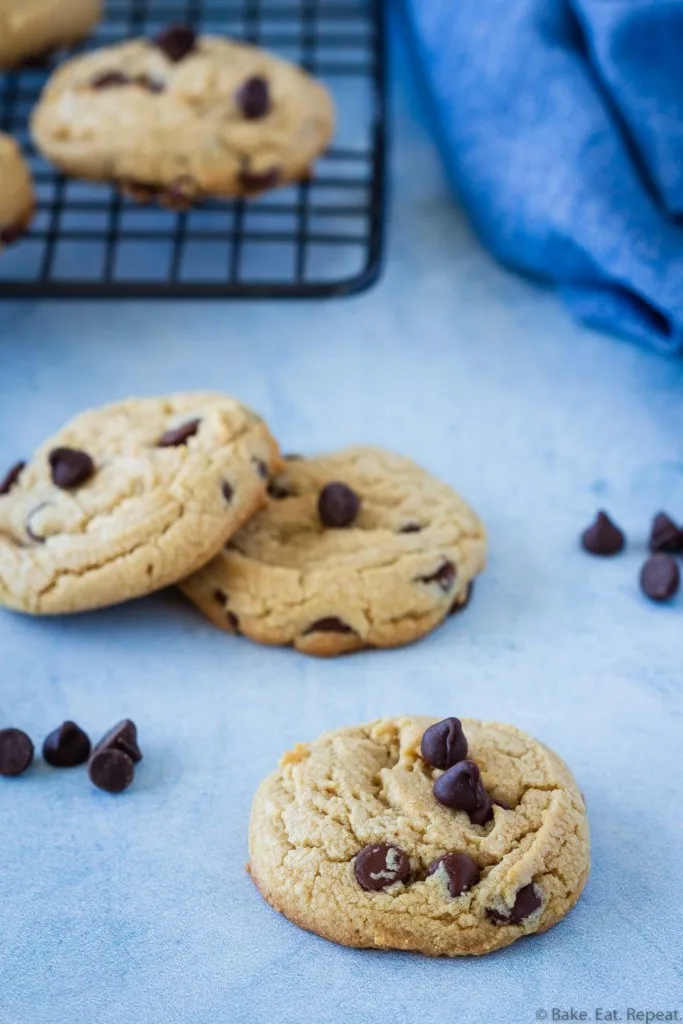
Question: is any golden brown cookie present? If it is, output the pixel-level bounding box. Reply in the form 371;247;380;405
0;132;34;250
0;0;101;69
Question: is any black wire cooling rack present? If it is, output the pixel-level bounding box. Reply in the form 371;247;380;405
0;0;387;298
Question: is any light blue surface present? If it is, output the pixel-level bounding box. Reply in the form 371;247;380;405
1;24;682;1024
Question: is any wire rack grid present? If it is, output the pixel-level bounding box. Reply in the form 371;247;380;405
0;0;387;298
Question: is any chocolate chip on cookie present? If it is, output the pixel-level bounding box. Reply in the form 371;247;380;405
0;728;34;777
157;418;200;447
236;75;270;120
318;482;360;528
581;510;625;556
42;721;91;768
303;617;355;635
91;70;131;89
239;166;281;194
88;748;135;793
155;25;197;62
267;480;292;499
354;843;411;891
421;718;468;770
93;719;142;763
0;460;25;496
649;512;683;554
433;759;488;814
417;560;456;593
252;458;269;480
487;883;542;924
639;554;680;602
427;853;480;897
49;448;95;489
468;796;494;826
221;481;234;502
398;522;422;533
450;581;474;615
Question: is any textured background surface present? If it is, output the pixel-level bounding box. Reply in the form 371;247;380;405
1;22;682;1024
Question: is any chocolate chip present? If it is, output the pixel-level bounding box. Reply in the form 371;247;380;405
214;589;227;604
253;458;268;479
236;75;270;119
468;796;494;826
353;843;410;891
155;25;197;62
42;721;91;768
421;717;468;770
25;502;49;544
91;70;131;89
0;460;25;496
267;480;291;499
427;852;480;897
227;611;240;632
49;448;95;489
221;481;234;502
450;581;474;615
433;759;488;814
639;553;680;602
93;719;142;763
88;748;135;793
303;617;355;635
649;512;683;554
158;418;200;447
239;166;281;194
398;522;422;533
487;883;542;924
318;482;360;528
0;728;34;777
0;221;28;245
417;560;456;593
581;510;625;556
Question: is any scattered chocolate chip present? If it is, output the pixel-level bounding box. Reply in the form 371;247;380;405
226;611;240;632
354;843;410;891
214;589;227;604
267;480;291;499
253;458;268;480
158;418;200;447
49;448;95;489
318;482;360;528
93;719;142;763
487;883;542;924
450;581;474;615
0;461;25;496
236;75;270;119
221;481;234;502
42;721;91;768
433;759;488;814
303;617;355;635
239;166;281;194
0;728;34;777
155;25;197;62
649;512;683;554
398;522;422;533
421;717;468;771
417;560;456;593
91;70;131;89
581;510;625;556
468;796;494;826
88;748;135;794
427;852;480;897
639;553;680;602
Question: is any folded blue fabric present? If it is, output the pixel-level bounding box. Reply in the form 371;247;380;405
401;0;683;353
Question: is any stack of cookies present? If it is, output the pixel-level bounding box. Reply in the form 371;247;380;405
0;393;486;656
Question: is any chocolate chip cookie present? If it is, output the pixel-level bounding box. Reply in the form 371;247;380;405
249;715;590;956
0;0;101;69
0;393;281;615
31;30;335;202
0;133;34;250
180;447;486;656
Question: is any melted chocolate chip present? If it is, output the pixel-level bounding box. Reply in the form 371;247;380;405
0;461;25;496
487;883;542;924
236;75;270;119
433;759;488;814
222;481;234;502
649;512;683;554
468;796;494;826
49;448;95;489
42;721;91;768
303;617;355;635
158;418;200;447
427;852;480;896
417;560;456;593
155;25;197;62
0;728;34;777
88;748;135;793
318;482;360;528
213;589;226;604
93;719;142;764
581;511;625;556
91;70;131;89
354;843;411;891
239;166;281;194
639;553;680;602
450;581;474;615
398;522;422;533
421;718;468;770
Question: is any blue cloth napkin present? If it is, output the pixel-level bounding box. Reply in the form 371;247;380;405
401;0;683;353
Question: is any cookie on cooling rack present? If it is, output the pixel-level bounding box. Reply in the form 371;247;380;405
30;28;335;204
0;132;34;251
0;0;102;69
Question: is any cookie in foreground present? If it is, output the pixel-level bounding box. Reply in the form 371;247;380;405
180;446;486;655
0;393;281;614
0;133;35;251
249;716;590;955
31;30;335;202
